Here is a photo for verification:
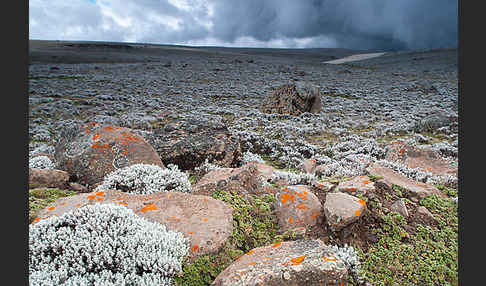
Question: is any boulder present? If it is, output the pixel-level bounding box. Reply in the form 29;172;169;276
260;83;322;116
336;176;375;196
193;162;276;197
389;199;409;218
212;239;348;286
55;122;164;187
274;185;323;233
29;168;70;189
367;163;444;200
145;118;241;171
299;158;317;174
415;206;436;224
324;192;367;232
34;189;234;260
385;145;457;178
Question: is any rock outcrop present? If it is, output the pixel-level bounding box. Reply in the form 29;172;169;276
323;192;367;232
29;168;70;189
260;83;322;115
212;239;348;286
34;189;234;260
55;122;164;187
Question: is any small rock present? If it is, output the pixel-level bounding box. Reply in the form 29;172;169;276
416;206;436;224
300;158;317;174
274;185;323;233
390;199;409;218
29;168;70;189
324;192;367;232
336;175;375;196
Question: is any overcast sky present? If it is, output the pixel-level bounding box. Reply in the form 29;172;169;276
29;0;458;51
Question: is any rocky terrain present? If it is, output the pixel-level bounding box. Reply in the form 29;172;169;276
28;40;458;286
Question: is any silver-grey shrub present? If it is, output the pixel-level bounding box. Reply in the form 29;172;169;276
29;204;188;286
29;156;55;170
95;163;192;194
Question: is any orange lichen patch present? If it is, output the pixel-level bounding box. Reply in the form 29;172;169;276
170;216;181;221
393;141;398;145
188;232;194;235
76;203;81;207
248;262;257;266
295;192;308;200
104;126;115;132
346;187;357;191
116;197;123;201
321;256;337;262
246;249;255;255
95;191;104;196
33;217;41;223
272;242;281;248
47;206;55;211
264;257;271;260
355;210;361;217
118;202;128;206
281;193;295;205
202;218;209;222
92;132;101;141
295;202;308;210
86;194;96;200
312;211;319;219
191;244;199;252
358;199;366;206
140;203;158;212
290;255;307;265
362;180;372;185
399;148;405;154
96;197;103;201
288;217;293;224
426;167;432;171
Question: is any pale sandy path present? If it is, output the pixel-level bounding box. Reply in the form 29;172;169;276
323;52;386;64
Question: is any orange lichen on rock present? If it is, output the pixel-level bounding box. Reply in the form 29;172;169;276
295;202;308;210
358;199;366;206
288;217;293;224
34;217;41;223
321;256;337;262
281;192;295;205
355;210;361;216
248;262;257;266
290;255;307;265
246;249;255;255
272;242;281;248
362;180;371;185
191;244;199;252
346;187;357;191
140;203;158;212
312;211;319;219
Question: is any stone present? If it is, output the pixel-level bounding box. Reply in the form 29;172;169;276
367;163;444;200
29;168;70;189
145;118;241;171
389;199;409;218
385;145;457;178
193;162;276;197
324;192;367;232
68;182;90;193
34;189;234;260
212;239;348;286
260;83;322;116
336;176;375;196
310;180;335;192
274;185;323;233
55;122;164;187
299;158;317;174
415;206;436;224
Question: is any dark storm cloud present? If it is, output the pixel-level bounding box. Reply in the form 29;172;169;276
29;0;457;50
209;0;458;50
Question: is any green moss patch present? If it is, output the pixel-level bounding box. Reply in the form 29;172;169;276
358;194;458;286
174;190;280;286
29;188;77;223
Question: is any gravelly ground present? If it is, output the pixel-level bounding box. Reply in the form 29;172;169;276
28;41;458;187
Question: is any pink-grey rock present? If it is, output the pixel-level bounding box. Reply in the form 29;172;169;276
34;189;233;260
324;192;367;232
55;122;165;187
193;162;276;196
29;168;70;189
367;163;444;200
336;176;375;196
275;185;323;233
311;180;335;192
212;239;348;286
390;199;409;218
300;158;317;174
416;206;436;224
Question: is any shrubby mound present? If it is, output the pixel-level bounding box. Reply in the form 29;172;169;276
29;156;55;170
95;163;192;194
29;204;188;286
